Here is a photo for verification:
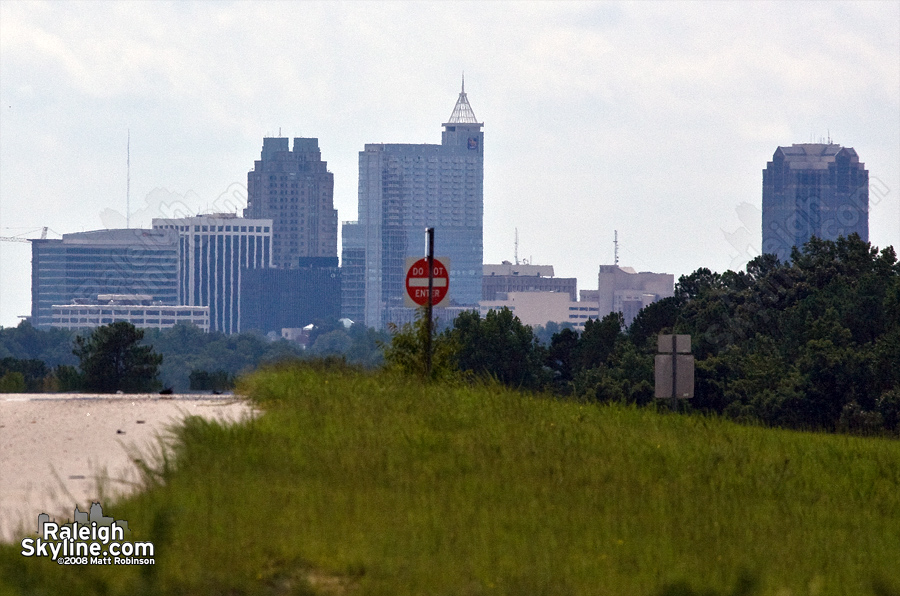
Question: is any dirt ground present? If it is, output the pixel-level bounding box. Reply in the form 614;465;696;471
0;393;254;542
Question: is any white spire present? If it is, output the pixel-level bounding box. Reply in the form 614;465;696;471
446;74;480;124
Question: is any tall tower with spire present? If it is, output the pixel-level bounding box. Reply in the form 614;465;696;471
344;79;484;329
442;75;484;149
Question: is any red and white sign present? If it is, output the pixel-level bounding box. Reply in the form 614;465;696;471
404;256;450;307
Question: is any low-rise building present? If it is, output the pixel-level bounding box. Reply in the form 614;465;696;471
582;265;675;326
51;294;209;332
483;261;577;301
479;291;599;329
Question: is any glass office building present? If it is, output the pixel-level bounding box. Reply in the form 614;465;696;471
762;143;868;262
31;229;178;328
348;80;484;329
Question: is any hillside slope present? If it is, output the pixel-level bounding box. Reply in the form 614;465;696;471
2;364;898;595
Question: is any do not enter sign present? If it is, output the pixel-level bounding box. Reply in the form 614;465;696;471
404;257;450;307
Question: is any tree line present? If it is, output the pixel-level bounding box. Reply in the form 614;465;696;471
385;234;900;436
2;234;897;435
0;318;386;393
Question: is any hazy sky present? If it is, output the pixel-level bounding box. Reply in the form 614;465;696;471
1;1;898;328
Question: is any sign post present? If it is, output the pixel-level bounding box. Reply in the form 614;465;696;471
425;228;434;378
404;229;450;377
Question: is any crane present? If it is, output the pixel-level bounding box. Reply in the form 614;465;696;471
0;227;48;243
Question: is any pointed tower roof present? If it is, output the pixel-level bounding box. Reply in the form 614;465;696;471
445;74;482;125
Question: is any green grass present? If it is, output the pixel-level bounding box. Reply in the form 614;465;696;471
2;363;899;595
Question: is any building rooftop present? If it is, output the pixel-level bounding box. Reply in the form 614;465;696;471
444;75;482;125
59;228;178;246
484;261;555;277
774;143;861;169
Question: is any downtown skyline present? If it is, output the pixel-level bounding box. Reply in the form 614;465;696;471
1;1;898;327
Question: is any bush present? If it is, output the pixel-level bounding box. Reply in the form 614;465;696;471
0;371;26;393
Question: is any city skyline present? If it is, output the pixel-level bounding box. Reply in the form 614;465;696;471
1;2;898;327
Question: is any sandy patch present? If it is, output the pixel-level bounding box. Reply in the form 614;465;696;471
0;393;254;542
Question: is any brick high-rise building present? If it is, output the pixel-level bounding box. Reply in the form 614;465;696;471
762;143;868;262
244;137;338;269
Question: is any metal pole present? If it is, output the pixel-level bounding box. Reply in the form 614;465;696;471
671;334;678;412
425;228;434;378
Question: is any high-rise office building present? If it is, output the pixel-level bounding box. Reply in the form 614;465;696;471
340;221;366;324
349;80;484;329
240;266;342;334
762;143;868;261
31;229;179;328
152;214;272;334
244;137;338;269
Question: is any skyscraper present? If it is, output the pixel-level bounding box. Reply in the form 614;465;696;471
340;221;365;324
31;229;178;328
244;137;338;269
240;266;341;334
348;79;484;329
152;214;273;334
762;143;868;262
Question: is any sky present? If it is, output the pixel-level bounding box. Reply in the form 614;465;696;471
1;1;898;328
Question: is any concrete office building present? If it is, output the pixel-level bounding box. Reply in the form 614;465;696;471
51;294;210;332
152;214;272;334
349;79;484;329
483;261;577;301
31;229;178;329
244;137;338;269
762;143;868;261
479;292;599;330
581;265;674;327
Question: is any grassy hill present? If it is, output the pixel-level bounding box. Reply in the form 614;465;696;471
2;363;899;595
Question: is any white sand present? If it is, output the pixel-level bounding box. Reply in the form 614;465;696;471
0;394;254;542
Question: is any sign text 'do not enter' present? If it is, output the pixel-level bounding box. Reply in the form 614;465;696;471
405;257;450;307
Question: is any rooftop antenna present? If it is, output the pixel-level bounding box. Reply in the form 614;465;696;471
462;71;465;93
514;227;519;265
614;230;619;266
126;129;130;229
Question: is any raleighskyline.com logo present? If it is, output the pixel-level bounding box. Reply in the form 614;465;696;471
20;503;155;565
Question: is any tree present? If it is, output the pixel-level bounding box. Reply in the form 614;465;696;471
449;308;547;390
0;371;26;393
189;369;235;392
546;327;579;390
383;308;458;380
0;357;50;392
628;296;682;349
573;312;624;371
73;322;163;393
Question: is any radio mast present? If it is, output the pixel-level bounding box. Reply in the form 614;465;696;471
514;228;519;265
614;230;619;266
126;129;131;229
